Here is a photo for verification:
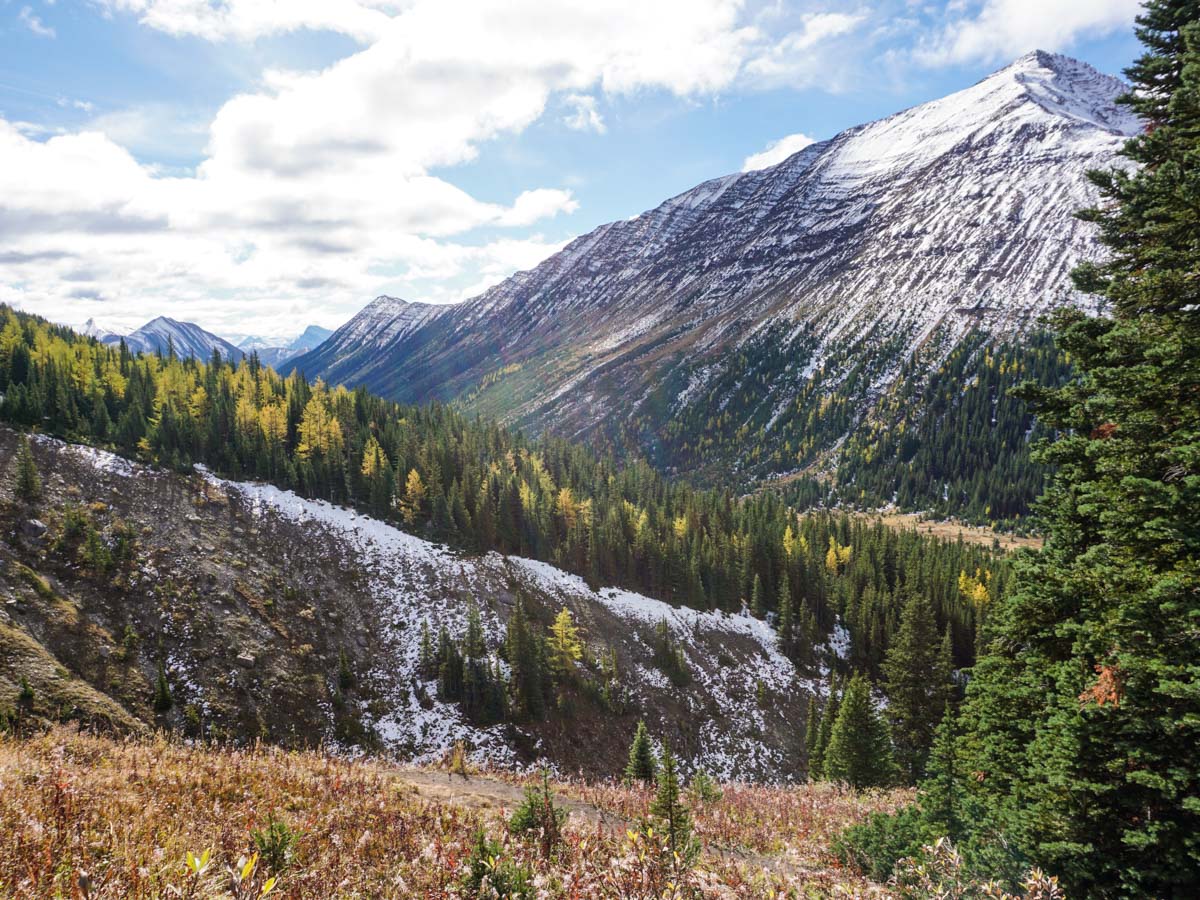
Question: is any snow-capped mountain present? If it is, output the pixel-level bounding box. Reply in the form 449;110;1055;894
236;325;335;369
104;316;245;362
81;318;124;344
297;52;1137;470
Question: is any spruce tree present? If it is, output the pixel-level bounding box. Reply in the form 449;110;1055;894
804;694;821;780
649;740;699;872
958;6;1200;893
13;435;41;502
625;719;658;784
812;673;840;777
823;673;896;789
881;591;952;783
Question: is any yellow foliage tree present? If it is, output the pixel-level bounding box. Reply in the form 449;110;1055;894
399;468;425;524
548;607;583;675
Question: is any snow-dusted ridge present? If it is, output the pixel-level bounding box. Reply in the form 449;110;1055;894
298;52;1140;462
167;465;822;779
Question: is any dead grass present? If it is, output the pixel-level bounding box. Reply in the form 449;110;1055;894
0;727;907;898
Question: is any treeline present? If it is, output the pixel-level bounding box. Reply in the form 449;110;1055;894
0;305;1001;669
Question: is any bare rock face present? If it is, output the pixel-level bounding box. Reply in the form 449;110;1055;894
296;52;1137;474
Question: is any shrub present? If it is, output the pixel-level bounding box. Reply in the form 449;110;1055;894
508;771;566;857
251;814;298;875
688;768;722;804
461;830;534;898
833;804;929;882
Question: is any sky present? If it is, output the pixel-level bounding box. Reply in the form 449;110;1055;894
0;0;1145;343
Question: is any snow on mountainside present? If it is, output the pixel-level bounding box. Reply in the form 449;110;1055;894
3;427;817;778
296;52;1137;472
104;316;245;363
208;473;818;777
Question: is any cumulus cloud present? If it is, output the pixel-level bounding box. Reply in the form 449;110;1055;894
742;132;817;171
916;0;1142;66
4;0;873;336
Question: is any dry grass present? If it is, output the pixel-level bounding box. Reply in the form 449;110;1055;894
0;727;906;898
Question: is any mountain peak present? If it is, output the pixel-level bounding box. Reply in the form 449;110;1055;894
988;50;1140;136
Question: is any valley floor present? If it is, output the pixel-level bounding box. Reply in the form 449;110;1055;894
0;727;908;898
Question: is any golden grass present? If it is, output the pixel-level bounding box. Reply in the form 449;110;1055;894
0;727;906;898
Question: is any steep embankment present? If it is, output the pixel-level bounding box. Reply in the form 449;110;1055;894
0;427;831;778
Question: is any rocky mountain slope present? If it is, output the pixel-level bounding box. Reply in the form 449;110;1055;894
0;426;822;778
296;51;1137;487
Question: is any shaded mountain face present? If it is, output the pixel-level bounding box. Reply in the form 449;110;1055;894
297;52;1137;483
104;316;245;363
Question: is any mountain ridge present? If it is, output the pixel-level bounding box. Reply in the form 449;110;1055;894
297;51;1135;498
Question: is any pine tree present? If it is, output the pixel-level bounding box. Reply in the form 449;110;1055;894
505;598;546;720
625;719;658;784
955;6;1200;894
881;591;952;783
650;740;699;872
13;435;41;502
823;673;896;789
777;571;794;652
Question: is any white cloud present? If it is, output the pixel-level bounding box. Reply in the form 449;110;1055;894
563;94;606;134
96;0;397;44
742;131;817;171
4;0;869;337
916;0;1142;66
19;6;56;38
743;11;867;87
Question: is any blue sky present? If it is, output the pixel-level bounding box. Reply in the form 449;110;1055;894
0;0;1144;341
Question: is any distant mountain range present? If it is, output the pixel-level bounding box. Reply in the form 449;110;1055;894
84;318;331;369
293;51;1137;497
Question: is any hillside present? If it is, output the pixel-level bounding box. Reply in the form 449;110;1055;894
295;52;1134;517
0;426;817;778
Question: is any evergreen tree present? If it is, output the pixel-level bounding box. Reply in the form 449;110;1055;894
813;673;840;777
920;703;962;840
649;740;699;872
957;7;1200;893
505;598;546;720
804;695;821;780
881;591;953;783
823;673;896;789
12;435;41;502
625;719;658;784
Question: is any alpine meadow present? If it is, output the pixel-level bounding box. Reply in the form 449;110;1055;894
0;0;1196;897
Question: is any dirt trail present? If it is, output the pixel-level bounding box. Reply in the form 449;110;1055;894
392;770;628;831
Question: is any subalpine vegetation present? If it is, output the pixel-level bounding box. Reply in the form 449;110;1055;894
837;4;1200;895
0;305;1003;674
